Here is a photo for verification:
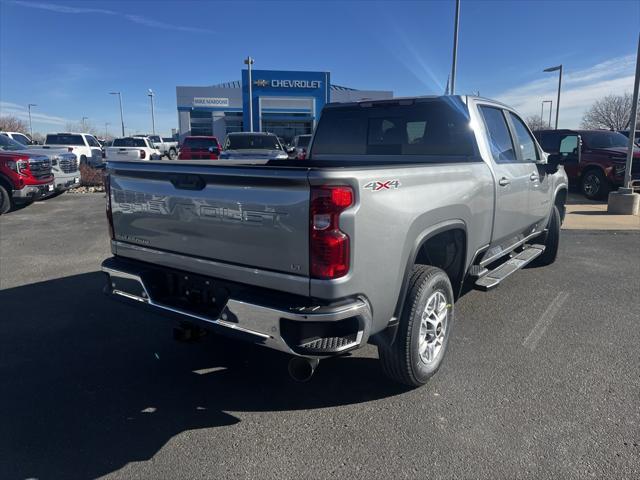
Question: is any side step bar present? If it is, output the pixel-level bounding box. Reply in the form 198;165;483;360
474;244;545;291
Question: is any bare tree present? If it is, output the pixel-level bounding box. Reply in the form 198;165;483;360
0;115;29;133
581;93;639;131
525;114;548;132
65;121;99;136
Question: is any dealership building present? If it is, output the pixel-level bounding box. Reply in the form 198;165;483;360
176;69;393;142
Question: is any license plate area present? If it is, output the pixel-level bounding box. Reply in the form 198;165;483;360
140;268;230;318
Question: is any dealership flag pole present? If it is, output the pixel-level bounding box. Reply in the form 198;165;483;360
244;56;255;132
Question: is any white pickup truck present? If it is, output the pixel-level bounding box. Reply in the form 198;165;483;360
105;137;162;161
141;135;178;160
43;132;104;167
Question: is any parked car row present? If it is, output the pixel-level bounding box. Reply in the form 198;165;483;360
0;134;79;215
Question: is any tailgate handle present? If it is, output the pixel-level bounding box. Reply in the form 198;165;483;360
169;174;206;191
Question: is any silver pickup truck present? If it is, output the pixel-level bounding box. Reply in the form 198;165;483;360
101;96;568;386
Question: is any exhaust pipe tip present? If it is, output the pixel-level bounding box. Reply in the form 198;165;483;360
288;357;319;382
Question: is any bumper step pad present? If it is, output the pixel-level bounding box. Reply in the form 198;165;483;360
474;244;545;291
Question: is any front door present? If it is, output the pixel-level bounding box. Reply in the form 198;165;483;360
478;105;536;249
506;111;552;227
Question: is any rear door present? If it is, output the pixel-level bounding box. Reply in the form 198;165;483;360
478;105;535;245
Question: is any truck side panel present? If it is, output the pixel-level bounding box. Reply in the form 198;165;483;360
308;162;494;334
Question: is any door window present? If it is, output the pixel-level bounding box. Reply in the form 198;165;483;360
508;113;539;162
86;136;100;147
478;106;516;162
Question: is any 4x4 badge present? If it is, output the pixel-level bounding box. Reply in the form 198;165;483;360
363;180;401;191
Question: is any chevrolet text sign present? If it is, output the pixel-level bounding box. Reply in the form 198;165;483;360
193;97;229;107
256;80;321;89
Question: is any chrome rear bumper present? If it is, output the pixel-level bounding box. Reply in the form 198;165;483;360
101;257;371;357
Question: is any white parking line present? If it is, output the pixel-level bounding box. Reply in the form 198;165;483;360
523;291;570;351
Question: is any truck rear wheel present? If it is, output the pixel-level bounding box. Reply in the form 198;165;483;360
379;265;454;387
0;184;12;214
168;149;177;160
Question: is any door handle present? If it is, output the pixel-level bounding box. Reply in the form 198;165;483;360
530;173;539;181
498;177;510;186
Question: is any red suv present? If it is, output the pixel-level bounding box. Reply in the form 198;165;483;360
0;150;54;214
535;129;640;200
178;136;221;160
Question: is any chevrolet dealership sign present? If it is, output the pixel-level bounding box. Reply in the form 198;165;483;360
193;97;229;107
254;79;321;89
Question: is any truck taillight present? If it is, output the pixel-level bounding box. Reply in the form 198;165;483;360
310;185;353;279
140;150;146;159
105;173;114;240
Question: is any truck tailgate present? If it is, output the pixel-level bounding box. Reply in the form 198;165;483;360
108;161;310;277
107;147;142;160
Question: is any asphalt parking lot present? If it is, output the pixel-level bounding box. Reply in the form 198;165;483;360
1;193;639;480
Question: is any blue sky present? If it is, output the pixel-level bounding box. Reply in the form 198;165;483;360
1;0;638;136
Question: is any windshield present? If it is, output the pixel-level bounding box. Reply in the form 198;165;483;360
581;131;630;149
113;138;148;147
0;134;27;151
227;134;281;150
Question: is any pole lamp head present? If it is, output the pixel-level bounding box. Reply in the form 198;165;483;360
543;65;562;73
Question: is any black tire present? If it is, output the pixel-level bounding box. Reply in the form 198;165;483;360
378;265;454;387
581;168;609;200
532;205;561;267
168;149;177;160
0;184;12;215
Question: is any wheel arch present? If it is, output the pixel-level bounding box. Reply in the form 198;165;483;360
394;220;468;320
0;173;14;193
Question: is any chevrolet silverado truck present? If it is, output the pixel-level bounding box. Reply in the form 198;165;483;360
535;129;640;199
0;141;54;214
101;96;568;386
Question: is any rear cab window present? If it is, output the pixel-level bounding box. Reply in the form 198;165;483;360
46;134;85;146
183;137;219;149
310;97;477;161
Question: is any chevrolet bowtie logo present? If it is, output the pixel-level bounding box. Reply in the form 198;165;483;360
253;79;269;87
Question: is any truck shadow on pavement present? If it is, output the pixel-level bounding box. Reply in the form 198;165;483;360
0;272;408;480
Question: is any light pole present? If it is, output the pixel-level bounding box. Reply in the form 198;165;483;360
82;116;88;131
105;122;110;139
543;65;562;129
244;56;255;132
542;100;553;128
622;34;639;192
148;89;156;135
27;103;37;139
109;92;125;137
450;0;460;95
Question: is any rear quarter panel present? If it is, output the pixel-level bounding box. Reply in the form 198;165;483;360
308;162;494;334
